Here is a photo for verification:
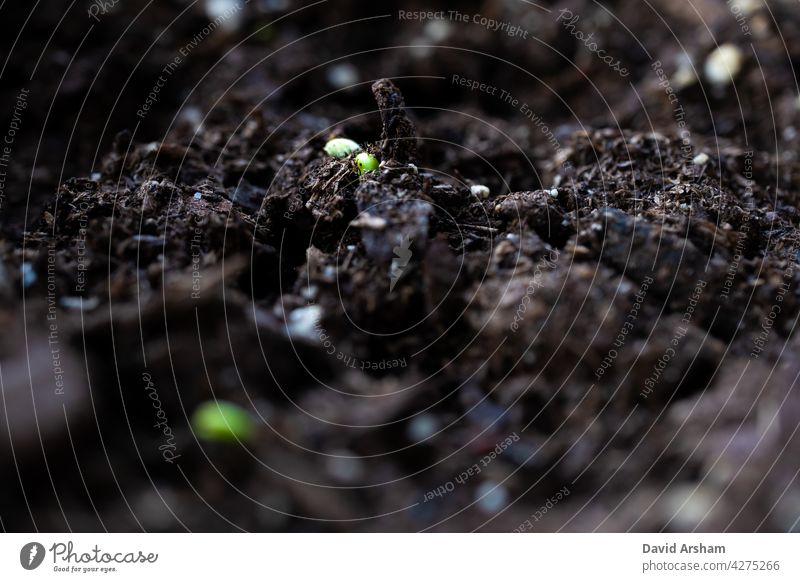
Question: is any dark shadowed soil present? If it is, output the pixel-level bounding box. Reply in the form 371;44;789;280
1;0;800;532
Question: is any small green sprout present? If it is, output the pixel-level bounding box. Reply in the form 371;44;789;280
324;137;361;158
191;400;255;443
356;152;379;175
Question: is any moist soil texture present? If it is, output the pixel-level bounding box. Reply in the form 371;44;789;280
1;0;800;532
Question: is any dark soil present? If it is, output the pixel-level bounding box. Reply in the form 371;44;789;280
2;0;800;532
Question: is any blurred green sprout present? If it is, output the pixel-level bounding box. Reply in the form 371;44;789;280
191;400;255;443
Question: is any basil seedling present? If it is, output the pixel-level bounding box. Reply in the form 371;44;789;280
324;137;361;158
356;152;379;175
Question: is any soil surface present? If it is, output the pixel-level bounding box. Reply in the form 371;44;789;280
2;0;800;532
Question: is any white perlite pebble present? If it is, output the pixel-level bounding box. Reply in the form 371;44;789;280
407;414;439;441
61;296;100;310
671;54;697;89
349;213;387;230
424;20;451;42
661;485;715;530
205;0;244;32
549;188;559;198
704;44;743;86
730;0;760;16
300;285;317;301
692;152;709;165
180;106;203;129
21;262;37;287
470;184;490;199
286;305;322;342
325;450;364;483
475;481;509;514
672;66;696;89
326;63;359;89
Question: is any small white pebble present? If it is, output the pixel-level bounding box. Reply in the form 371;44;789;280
671;55;697;89
204;0;244;32
672;67;696;90
704;44;743;86
286;305;322;342
729;0;760;16
591;223;603;231
661;485;715;530
470;184;490;199
475;481;509;514
692;152;709;165
90;172;102;182
751;13;770;38
349;214;387;230
424;20;451;42
549;188;559;198
61;296;100;310
407;414;439;442
193;192;202;200
325;450;364;483
180;106;203;129
21;262;37;288
326;63;359;89
300;285;317;301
